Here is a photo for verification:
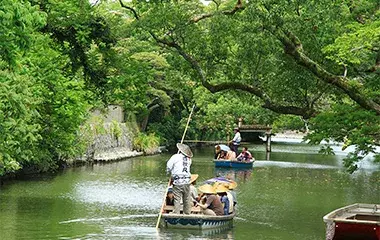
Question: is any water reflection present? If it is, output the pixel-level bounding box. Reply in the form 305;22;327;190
159;227;234;240
214;168;253;183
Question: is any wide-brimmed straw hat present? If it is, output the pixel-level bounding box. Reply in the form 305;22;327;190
198;184;216;194
176;143;193;157
215;184;229;193
190;174;199;183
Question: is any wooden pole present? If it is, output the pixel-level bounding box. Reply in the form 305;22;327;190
179;104;196;144
155;104;196;229
266;129;272;152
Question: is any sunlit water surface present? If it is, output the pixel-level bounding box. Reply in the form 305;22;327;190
0;141;379;240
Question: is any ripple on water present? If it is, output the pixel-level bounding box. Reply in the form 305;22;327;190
59;214;158;224
70;181;165;210
254;160;339;169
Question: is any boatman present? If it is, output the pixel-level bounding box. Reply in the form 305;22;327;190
166;143;193;214
230;127;241;155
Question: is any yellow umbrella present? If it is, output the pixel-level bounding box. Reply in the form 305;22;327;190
204;177;238;190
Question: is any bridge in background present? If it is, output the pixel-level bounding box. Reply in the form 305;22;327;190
183;118;273;152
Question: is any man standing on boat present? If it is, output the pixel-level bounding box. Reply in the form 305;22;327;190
166;143;193;214
230;127;241;155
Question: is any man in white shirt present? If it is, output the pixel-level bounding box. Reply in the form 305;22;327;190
166;143;193;214
231;127;241;155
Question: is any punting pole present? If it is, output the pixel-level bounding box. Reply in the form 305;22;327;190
155;104;196;229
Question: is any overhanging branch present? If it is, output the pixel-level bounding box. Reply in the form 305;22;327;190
191;0;245;23
119;0;139;20
118;0;317;118
269;27;380;115
157;37;316;118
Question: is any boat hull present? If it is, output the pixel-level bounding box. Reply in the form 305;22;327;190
213;160;253;168
323;203;380;240
160;213;235;229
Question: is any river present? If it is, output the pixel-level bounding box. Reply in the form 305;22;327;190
0;141;379;240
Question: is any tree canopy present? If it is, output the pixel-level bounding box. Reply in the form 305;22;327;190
0;0;379;175
116;0;379;171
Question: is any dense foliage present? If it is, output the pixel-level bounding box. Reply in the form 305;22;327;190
114;0;379;172
0;0;378;175
1;0;95;175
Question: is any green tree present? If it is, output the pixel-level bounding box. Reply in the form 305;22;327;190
0;0;46;66
117;0;380;171
0;70;41;175
0;1;93;175
22;34;91;170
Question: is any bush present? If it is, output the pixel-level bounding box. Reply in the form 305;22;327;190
133;132;160;154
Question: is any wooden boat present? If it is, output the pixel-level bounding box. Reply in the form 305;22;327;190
323;203;380;240
213;159;254;168
160;206;235;229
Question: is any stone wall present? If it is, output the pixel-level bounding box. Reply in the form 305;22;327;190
81;121;143;162
80;112;143;161
91;105;124;123
77;105;163;162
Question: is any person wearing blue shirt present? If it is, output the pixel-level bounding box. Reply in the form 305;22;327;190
215;185;230;215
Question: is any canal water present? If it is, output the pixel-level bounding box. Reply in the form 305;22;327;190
0;141;379;240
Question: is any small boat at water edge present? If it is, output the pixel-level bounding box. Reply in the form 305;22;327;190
323;203;380;240
213;159;254;168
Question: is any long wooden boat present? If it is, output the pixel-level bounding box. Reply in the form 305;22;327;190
159;205;235;229
213;159;254;168
323;203;380;240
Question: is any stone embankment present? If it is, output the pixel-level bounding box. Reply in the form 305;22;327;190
78;121;159;163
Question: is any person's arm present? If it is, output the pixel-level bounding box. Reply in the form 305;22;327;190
197;195;213;209
197;197;209;209
166;155;175;174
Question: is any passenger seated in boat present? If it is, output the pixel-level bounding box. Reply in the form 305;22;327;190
190;174;199;206
166;187;175;207
214;145;221;159
225;150;236;160
196;184;224;216
215;185;231;215
223;182;237;207
237;147;254;162
217;150;227;160
226;189;235;212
